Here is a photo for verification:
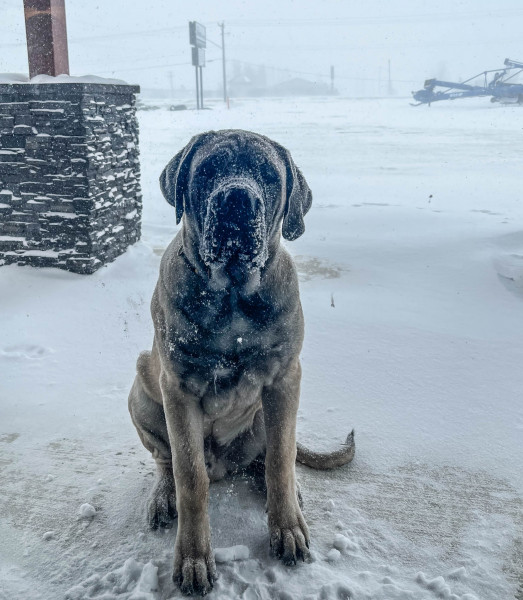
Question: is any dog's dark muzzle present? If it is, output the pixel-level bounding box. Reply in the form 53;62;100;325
201;179;268;271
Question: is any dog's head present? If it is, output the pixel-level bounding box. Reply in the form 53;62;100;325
160;130;312;284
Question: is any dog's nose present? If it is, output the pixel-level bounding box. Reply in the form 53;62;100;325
222;187;257;222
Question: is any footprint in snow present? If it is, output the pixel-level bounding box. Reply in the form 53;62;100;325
1;344;51;360
494;253;523;299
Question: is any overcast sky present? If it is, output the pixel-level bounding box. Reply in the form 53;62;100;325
1;0;523;96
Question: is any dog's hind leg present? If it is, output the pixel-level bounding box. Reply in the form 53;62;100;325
129;353;177;529
221;407;266;472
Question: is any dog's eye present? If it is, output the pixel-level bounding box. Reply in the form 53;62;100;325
258;163;278;185
201;154;234;180
199;164;214;179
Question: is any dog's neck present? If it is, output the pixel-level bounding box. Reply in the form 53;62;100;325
180;226;281;296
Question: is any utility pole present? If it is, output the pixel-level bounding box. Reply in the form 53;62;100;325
219;22;228;103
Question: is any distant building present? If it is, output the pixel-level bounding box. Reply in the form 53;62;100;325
267;77;335;97
228;74;255;97
227;76;336;98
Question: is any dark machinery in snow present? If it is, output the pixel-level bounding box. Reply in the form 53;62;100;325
412;58;523;106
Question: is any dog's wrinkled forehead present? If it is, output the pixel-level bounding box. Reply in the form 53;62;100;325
190;134;283;189
160;129;312;241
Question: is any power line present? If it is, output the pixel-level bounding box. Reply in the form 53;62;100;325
206;37;222;49
222;8;523;27
96;61;192;75
0;25;190;48
3;6;522;48
78;53;185;71
92;54;417;86
96;58;230;74
228;59;418;84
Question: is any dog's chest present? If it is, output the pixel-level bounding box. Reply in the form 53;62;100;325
179;312;278;445
169;288;284;409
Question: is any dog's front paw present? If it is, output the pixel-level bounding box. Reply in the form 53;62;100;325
173;548;217;596
147;473;177;529
269;505;310;565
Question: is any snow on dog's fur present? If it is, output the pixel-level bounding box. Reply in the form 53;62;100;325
128;130;354;596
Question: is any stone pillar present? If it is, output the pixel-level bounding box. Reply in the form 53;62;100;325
0;81;141;274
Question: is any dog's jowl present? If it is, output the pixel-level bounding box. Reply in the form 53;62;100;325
128;130;355;596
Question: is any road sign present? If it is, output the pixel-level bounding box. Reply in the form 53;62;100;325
191;47;206;68
189;21;206;48
189;21;206;110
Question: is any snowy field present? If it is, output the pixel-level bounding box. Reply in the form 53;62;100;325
1;96;522;600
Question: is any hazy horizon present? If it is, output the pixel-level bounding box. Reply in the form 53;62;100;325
1;1;523;97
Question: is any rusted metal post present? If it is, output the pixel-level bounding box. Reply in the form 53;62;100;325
23;0;70;78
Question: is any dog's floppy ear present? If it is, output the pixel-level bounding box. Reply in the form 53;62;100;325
273;145;313;241
159;132;214;224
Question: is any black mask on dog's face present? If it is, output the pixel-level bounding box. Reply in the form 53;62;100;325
160;130;312;285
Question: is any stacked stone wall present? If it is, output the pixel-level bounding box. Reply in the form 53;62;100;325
0;82;141;274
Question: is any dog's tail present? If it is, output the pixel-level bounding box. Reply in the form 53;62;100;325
296;430;355;470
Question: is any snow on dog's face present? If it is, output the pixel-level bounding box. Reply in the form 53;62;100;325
160;130;312;287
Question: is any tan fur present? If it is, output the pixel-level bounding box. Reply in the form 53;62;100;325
128;130;354;596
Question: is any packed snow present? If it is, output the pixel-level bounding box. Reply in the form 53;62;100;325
78;503;96;519
0;96;522;599
214;546;250;564
0;73;129;85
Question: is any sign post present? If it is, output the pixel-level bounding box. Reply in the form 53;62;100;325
189;21;206;110
194;62;200;109
199;66;204;109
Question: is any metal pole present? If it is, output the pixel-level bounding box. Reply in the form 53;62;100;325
199;66;204;109
220;22;227;103
23;0;70;78
168;70;174;100
195;65;200;109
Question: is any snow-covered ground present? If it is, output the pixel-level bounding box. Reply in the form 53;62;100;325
1;96;522;600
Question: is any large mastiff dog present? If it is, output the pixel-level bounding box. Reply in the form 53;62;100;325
129;130;354;595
